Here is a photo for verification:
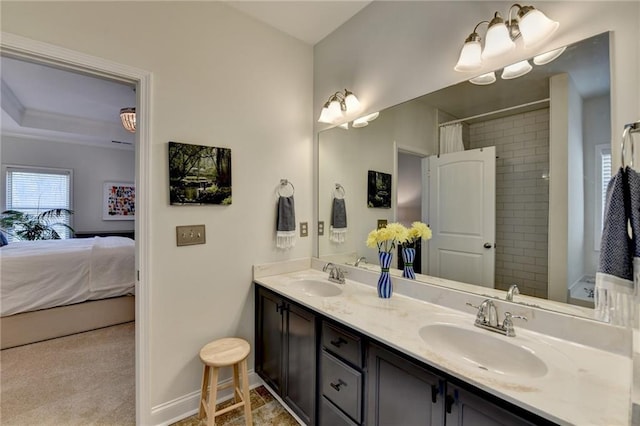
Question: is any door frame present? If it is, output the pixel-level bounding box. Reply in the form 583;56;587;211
1;32;152;425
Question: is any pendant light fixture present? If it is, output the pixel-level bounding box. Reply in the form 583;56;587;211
514;4;560;47
120;107;136;133
318;89;360;124
481;12;515;60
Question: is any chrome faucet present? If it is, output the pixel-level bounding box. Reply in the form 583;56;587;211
506;284;520;302
466;299;527;337
354;256;367;267
322;262;347;284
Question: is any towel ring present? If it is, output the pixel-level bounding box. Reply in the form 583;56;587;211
278;179;295;197
334;183;346;199
621;121;638;169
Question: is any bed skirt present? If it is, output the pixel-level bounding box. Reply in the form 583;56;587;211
1;295;135;350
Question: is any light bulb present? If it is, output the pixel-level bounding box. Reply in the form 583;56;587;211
501;60;532;79
517;7;559;48
454;39;482;72
344;91;360;112
469;72;496;85
482;14;515;60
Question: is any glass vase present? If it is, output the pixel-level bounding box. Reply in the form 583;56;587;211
401;247;416;279
377;251;393;298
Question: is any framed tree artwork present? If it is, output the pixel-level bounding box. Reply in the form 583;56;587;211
168;141;232;205
367;170;392;208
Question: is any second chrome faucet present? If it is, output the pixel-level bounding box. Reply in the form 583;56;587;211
466;299;527;337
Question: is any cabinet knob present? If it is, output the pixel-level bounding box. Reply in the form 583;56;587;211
330;379;346;392
330;337;347;348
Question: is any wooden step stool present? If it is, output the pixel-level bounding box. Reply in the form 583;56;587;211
198;337;253;426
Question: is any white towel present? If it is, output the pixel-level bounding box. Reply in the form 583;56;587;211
595;167;638;326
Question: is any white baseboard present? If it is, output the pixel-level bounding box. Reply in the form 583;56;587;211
150;371;264;426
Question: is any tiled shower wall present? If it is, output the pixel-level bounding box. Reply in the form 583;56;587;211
468;108;549;298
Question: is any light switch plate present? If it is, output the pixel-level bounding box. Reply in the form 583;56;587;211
176;225;206;246
377;219;388;229
300;222;308;237
318;221;325;236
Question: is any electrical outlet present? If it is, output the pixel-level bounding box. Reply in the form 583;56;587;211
318;221;325;236
377;219;388;229
176;225;206;246
300;222;308;237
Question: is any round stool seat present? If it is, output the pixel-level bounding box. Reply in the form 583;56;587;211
199;337;250;368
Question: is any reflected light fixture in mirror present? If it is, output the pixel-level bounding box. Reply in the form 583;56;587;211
318;89;361;124
469;71;497;85
353;111;380;128
501;60;533;79
454;3;558;71
534;46;567;65
120;107;136;133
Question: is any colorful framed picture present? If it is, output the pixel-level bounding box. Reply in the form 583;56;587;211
168;141;232;205
367;170;392;208
103;182;135;220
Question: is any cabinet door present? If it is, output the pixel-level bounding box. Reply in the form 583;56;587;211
367;343;444;426
445;385;537;426
283;302;317;425
255;288;284;394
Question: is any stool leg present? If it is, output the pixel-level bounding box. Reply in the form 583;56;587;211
199;365;210;419
233;363;241;403
240;359;253;426
208;366;220;426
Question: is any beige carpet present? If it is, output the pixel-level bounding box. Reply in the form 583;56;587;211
0;322;135;426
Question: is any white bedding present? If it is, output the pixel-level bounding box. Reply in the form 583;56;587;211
1;237;135;316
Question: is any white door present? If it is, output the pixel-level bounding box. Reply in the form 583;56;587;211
425;147;495;288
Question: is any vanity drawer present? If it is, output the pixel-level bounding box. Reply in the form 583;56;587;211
321;349;362;423
322;321;363;368
319;396;358;426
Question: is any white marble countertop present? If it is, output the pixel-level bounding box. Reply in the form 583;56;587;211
253;260;632;426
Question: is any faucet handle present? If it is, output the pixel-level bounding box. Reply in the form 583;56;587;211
323;262;334;272
503;312;528;337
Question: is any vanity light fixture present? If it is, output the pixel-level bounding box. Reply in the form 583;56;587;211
469;71;497;85
318;89;361;124
120;107;136;133
454;3;558;72
533;46;567;65
501;60;533;79
353;111;380;128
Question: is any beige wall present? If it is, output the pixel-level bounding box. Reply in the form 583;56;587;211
1;2;313;423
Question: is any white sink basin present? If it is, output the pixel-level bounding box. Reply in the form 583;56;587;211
418;324;548;378
292;279;343;297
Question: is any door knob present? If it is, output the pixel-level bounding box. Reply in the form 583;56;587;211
483;242;493;249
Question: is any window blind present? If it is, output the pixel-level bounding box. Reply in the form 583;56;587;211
5;167;72;239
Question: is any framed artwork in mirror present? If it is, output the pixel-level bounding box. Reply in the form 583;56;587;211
103;182;135;220
368;170;391;208
168;141;232;205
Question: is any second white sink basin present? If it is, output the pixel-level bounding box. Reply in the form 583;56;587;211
418;324;548;378
293;279;343;297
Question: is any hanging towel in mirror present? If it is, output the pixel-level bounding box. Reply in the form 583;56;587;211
330;197;347;244
276;195;296;249
595;167;636;326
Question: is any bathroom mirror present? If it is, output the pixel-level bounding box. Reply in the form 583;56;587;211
317;32;611;320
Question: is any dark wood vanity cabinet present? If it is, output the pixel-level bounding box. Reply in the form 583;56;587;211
255;286;316;425
367;342;444;425
255;284;553;426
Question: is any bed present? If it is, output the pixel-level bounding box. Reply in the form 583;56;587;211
1;236;135;349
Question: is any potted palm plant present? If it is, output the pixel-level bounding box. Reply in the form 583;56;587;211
0;208;75;240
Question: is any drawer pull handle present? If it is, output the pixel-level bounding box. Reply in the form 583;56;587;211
330;379;346;392
330;337;347;348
